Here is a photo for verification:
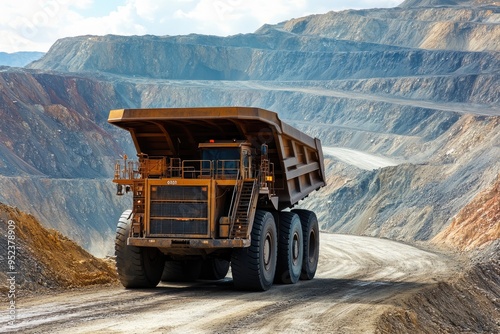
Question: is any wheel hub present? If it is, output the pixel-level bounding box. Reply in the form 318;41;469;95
263;233;272;270
292;232;300;265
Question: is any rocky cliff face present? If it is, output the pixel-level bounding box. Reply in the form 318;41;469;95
433;176;500;250
0;68;137;255
28;1;499;77
1;1;498;255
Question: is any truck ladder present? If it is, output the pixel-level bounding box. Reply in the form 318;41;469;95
229;178;259;239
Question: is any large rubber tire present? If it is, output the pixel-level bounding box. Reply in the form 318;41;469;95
231;210;277;291
200;258;230;280
161;260;202;282
115;210;166;288
275;212;303;284
292;209;319;280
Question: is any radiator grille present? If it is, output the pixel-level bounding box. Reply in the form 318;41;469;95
150;202;207;218
150;219;207;235
149;185;209;236
151;186;207;201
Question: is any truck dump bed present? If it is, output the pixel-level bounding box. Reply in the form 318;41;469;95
109;107;326;210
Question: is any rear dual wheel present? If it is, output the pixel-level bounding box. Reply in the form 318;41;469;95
292;209;320;280
275;212;303;284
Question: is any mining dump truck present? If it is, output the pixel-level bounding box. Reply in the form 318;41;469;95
110;107;326;291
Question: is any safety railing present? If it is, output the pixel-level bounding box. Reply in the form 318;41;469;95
227;170;242;226
181;160;213;179
114;156;244;180
114;159;139;181
215;160;240;179
259;159;275;195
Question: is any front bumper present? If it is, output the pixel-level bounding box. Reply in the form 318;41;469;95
127;237;250;248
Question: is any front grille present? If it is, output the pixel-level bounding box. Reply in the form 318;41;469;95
149;185;209;237
150;202;207;218
150;219;208;235
151;186;207;201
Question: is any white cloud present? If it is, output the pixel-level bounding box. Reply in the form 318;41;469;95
173;0;310;35
0;0;402;53
0;0;84;52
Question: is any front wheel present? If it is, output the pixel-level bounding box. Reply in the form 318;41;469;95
115;210;165;288
231;210;277;291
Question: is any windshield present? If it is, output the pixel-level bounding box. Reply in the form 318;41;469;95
202;148;240;176
202;148;239;161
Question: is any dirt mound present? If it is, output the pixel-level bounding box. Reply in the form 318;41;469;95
376;241;500;333
0;203;118;296
432;176;500;251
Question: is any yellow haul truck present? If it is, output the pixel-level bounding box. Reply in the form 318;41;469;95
110;107;326;291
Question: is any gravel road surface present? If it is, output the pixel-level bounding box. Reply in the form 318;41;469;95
1;233;455;334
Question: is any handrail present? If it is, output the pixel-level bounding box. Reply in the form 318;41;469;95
114;159;139;181
228;170;261;239
227;170;242;234
243;174;259;222
114;156;245;181
215;159;239;179
182;160;213;179
268;162;275;195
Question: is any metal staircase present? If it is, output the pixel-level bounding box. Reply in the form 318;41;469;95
229;178;259;239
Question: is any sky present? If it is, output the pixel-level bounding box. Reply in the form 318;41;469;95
1;0;402;53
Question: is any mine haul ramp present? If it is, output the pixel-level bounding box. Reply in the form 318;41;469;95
110;107;326;291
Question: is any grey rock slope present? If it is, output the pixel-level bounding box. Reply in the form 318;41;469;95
278;2;500;51
1;1;498;254
27;3;500;77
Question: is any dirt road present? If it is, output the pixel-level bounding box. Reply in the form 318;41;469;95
322;146;399;170
240;81;500;117
2;233;454;334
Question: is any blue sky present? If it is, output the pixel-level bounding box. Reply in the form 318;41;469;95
1;0;402;53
